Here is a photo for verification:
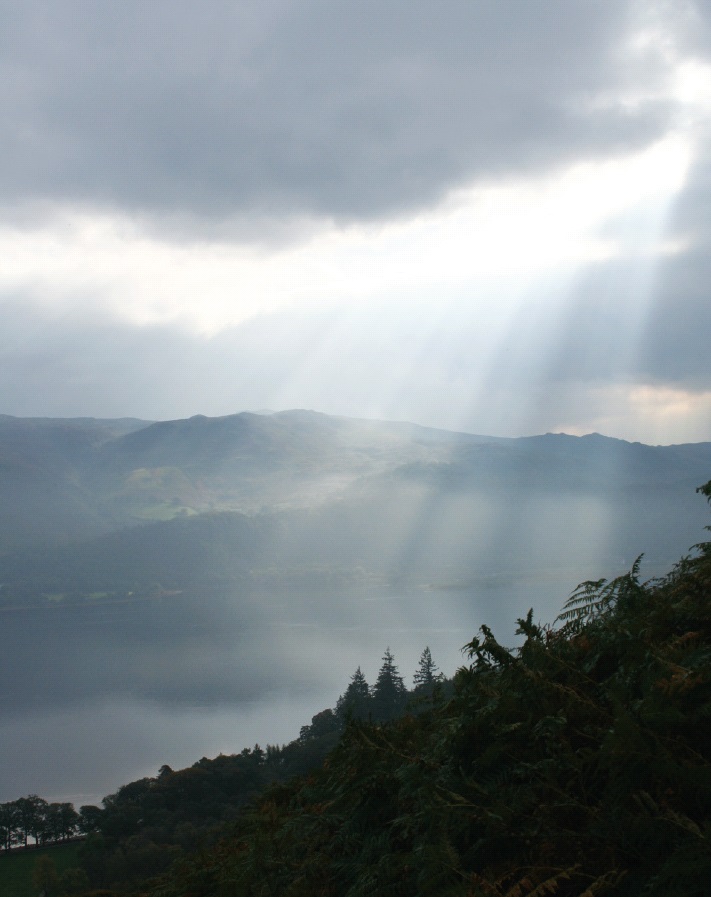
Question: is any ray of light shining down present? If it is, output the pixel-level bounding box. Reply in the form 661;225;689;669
459;136;690;424
346;134;696;637
460;137;693;583
225;134;693;431
235;134;696;645
549;54;711;445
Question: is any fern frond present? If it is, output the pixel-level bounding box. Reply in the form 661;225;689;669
555;578;610;625
574;869;624;896
556;555;647;625
467;870;502;895
517;866;576;897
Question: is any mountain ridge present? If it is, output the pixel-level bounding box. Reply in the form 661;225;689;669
1;409;709;607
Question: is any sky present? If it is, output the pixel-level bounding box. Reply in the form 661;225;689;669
3;0;711;807
1;0;711;443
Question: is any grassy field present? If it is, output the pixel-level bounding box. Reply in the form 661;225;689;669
0;842;83;897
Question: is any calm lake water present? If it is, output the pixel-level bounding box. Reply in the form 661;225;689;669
0;569;626;807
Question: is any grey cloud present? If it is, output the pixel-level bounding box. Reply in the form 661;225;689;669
0;299;247;420
0;0;677;226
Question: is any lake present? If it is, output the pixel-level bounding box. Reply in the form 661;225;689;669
0;566;637;807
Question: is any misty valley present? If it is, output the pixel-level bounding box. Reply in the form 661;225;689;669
5;1;711;893
1;410;711;896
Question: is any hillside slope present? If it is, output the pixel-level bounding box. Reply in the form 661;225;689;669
150;483;711;897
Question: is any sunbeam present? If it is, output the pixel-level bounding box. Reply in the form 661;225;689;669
4;0;711;826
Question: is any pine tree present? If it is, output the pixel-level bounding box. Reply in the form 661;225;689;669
371;648;406;722
336;666;371;722
413;646;440;692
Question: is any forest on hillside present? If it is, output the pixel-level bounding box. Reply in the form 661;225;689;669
4;481;711;897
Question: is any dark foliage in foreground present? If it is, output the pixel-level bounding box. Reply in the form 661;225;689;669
74;713;346;891
72;647;443;893
146;483;711;897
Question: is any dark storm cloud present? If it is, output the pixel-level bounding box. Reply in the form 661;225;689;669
0;0;674;225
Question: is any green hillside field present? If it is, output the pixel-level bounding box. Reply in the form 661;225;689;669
0;841;82;897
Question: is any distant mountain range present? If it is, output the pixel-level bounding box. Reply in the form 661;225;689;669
1;410;710;606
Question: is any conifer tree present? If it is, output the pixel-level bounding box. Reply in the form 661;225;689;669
371;648;406;722
413;646;440;691
336;666;371;722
